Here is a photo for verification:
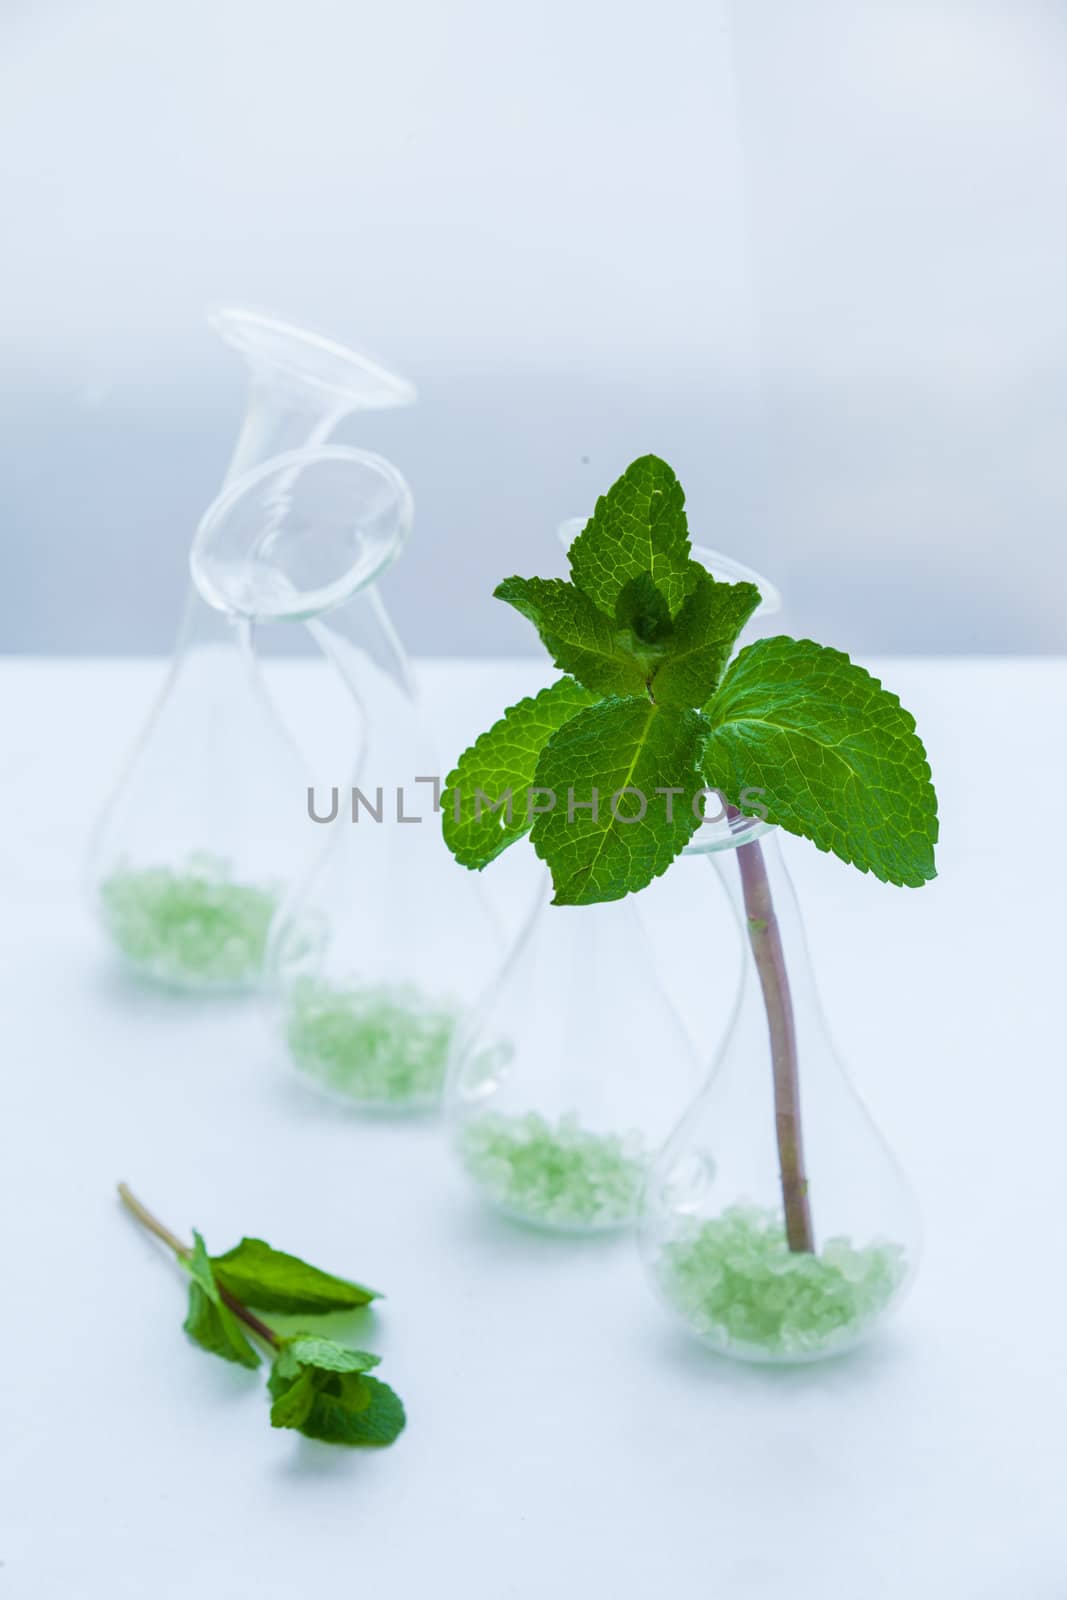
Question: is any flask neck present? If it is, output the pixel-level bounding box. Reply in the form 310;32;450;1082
307;586;427;780
174;583;252;652
213;309;415;486
222;379;350;486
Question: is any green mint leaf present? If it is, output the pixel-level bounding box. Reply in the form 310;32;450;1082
442;676;597;869
568;455;695;618
702;636;938;886
651;566;761;707
294;1377;406;1448
210;1237;379;1314
282;1336;381;1374
268;1367;316;1429
494;576;648;697
613;573;673;648
530;696;709;904
183;1231;261;1369
268;1337;404;1448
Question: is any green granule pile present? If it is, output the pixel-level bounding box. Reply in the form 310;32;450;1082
285;977;457;1108
458;1111;649;1230
657;1204;906;1359
98;859;279;989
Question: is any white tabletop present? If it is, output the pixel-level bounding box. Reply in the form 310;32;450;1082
1;654;1064;1599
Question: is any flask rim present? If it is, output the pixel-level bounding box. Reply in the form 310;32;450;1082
682;812;775;856
210;307;417;410
190;444;414;623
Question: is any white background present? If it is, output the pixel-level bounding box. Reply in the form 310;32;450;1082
3;1;1066;655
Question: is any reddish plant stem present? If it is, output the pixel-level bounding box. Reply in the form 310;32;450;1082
734;840;815;1253
215;1283;279;1349
117;1182;279;1347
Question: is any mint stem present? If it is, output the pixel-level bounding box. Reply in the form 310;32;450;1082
734;841;815;1253
117;1182;280;1347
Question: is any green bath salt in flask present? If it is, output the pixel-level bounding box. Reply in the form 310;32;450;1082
86;311;414;992
445;875;701;1233
639;811;921;1363
191;446;500;1110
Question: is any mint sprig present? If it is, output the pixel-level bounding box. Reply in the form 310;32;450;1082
118;1185;405;1450
442;454;938;899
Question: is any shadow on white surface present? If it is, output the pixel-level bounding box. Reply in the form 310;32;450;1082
444;1186;636;1269
643;1317;915;1395
90;958;259;1019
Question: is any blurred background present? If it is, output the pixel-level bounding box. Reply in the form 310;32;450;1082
2;0;1064;657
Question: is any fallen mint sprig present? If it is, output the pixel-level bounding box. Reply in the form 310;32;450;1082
117;1183;405;1449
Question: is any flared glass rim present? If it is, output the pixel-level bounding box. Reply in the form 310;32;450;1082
190;444;414;623
210;307;417;410
682;811;775;855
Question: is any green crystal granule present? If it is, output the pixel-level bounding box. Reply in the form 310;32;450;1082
285;977;457;1107
657;1204;906;1359
459;1111;649;1230
99;859;278;988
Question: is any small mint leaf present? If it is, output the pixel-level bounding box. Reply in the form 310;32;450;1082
269;1367;316;1429
494;576;648;697
268;1338;404;1449
613;573;673;648
442;677;597;869
183;1231;260;1369
296;1377;406;1449
530;696;709;904
568;455;695;619
210;1237;379;1314
651;566;761;707
702;636;939;886
282;1336;381;1375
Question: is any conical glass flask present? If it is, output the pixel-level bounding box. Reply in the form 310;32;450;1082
640;810;920;1363
191;445;501;1114
445;876;701;1234
86;311;415;992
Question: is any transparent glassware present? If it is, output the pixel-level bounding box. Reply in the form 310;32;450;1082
446;875;701;1234
191;445;501;1114
640;810;921;1363
86;310;415;992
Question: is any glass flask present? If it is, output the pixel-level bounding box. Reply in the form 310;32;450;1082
445;877;702;1234
640;810;921;1363
191;445;502;1114
442;527;784;1232
86;310;415;992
